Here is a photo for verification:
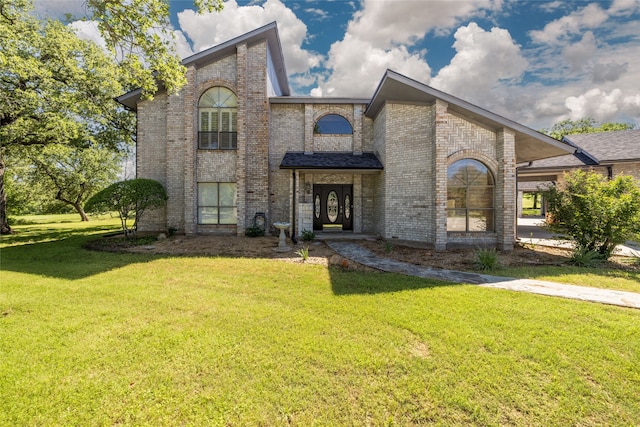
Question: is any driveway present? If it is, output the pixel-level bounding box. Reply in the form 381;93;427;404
517;216;640;257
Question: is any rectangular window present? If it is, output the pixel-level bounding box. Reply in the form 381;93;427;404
198;183;237;225
198;109;237;150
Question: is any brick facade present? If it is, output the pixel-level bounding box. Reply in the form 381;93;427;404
128;24;561;251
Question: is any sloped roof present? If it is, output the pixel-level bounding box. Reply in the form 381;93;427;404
280;152;383;170
365;70;575;163
117;22;289;110
524;129;640;170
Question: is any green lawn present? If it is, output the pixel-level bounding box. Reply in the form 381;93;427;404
2;216;640;425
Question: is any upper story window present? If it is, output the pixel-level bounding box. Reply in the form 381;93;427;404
314;114;353;135
198;87;237;150
446;159;495;232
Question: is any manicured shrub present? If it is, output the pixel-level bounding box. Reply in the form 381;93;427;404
85;178;167;238
300;229;315;241
245;224;265;237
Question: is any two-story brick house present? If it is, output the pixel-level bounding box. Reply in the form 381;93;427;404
117;22;573;251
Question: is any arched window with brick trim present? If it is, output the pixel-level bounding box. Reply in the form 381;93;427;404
198;87;237;149
314;114;352;134
446;159;495;232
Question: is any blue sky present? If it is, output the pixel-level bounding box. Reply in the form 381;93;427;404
36;0;640;130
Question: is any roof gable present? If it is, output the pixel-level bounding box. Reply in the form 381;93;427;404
117;22;289;110
365;70;574;163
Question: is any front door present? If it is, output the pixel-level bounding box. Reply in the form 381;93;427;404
313;185;353;231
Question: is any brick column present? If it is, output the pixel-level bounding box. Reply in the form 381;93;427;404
166;87;186;232
235;43;248;235
353;174;362;232
304;104;314;154
497;128;516;251
434;99;449;251
353;104;363;154
183;65;196;234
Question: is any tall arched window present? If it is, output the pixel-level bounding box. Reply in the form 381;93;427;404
314;114;352;134
447;159;495;232
198;87;237;149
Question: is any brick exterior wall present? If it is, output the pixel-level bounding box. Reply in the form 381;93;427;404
381;103;434;242
496;129;516;250
136;94;168;231
269;102;372;236
371;106;387;237
613;162;640;182
134;31;521;250
269;103;304;230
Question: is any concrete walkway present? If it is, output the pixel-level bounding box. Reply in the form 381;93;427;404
327;241;640;310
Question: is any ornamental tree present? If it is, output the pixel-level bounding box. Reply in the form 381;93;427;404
84;179;167;237
543;170;640;259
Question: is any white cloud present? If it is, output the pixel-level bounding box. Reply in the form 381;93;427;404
178;0;322;75
591;62;628;83
33;0;87;19
562;31;597;71
530;3;608;44
609;0;640;15
68;20;106;49
312;35;431;97
538;1;564;13
312;0;496;97
565;88;624;120
431;23;527;110
304;8;329;21
346;0;494;49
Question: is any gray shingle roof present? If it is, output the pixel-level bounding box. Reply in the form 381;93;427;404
564;129;640;162
526;129;640;169
280;152;383;170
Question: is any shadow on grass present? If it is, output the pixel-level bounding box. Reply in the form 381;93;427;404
1;232;158;281
329;267;459;295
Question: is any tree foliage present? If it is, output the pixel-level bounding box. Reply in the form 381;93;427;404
543;170;640;259
84;179;167;236
0;0;135;233
86;0;223;97
542;118;634;140
22;144;125;221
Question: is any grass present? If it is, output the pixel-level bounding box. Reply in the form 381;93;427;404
2;216;640;425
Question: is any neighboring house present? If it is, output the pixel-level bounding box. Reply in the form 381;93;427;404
117;23;573;251
517;129;640;216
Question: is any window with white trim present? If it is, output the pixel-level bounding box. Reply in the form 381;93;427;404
446;159;495;232
198;87;237;149
197;183;237;225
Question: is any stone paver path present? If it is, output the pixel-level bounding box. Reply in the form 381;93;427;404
327;241;640;310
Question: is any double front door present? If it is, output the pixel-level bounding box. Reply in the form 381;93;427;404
313;185;353;231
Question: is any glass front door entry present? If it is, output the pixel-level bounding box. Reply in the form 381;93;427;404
313;185;353;231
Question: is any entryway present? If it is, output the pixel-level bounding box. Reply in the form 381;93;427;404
313;185;353;231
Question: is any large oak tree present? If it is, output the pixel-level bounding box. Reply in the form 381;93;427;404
0;0;134;233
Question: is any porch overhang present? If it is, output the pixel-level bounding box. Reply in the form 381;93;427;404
280;152;383;172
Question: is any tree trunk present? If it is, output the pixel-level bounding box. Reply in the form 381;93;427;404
73;203;89;222
0;151;12;235
55;189;89;222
